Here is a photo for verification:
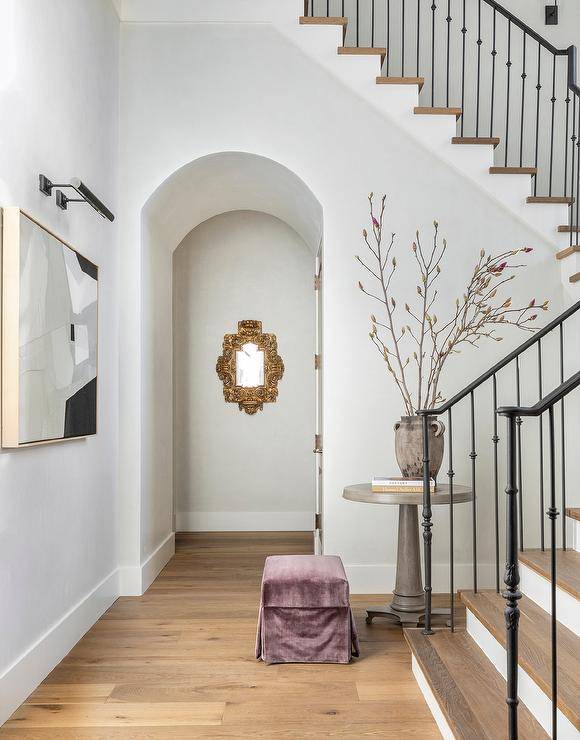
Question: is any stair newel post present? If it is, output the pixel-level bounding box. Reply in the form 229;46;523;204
547;405;559;739
503;413;522;740
559;323;567;551
421;413;434;635
492;373;500;593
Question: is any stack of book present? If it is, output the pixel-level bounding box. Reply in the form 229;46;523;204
371;476;435;493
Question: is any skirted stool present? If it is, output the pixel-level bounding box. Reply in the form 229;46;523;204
255;554;360;664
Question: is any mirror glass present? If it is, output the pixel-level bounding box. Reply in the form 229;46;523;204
235;342;265;387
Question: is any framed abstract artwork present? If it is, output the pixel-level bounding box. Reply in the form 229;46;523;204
1;208;98;447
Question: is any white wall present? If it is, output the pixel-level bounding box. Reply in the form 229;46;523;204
173;211;315;531
0;0;119;723
118;12;570;597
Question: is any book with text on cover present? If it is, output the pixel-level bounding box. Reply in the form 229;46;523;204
372;476;436;493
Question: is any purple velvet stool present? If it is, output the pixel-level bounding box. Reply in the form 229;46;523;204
255;555;360;664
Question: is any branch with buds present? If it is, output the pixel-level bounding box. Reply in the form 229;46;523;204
357;193;548;414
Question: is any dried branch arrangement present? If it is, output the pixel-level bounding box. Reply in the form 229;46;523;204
357;194;548;415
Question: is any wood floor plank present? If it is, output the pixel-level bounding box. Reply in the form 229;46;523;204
25;685;115;705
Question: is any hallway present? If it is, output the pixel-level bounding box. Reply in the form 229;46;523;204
2;533;439;738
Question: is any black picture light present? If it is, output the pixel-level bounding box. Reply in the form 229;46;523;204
39;174;115;222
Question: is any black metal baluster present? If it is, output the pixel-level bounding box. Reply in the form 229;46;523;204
422;414;434;635
534;44;542;196
490;8;497;137
549;53;557;196
326;0;329;17
576;106;580;240
519;32;526;167
448;408;455;631
386;0;391;76
460;0;466;136
516;356;524;550
538;340;545;551
402;0;406;77
417;0;421;77
371;0;375;47
470;391;478;592
570;96;577;246
547;406;559;739
476;0;482;136
492;374;500;592
503;414;521;740
431;1;436;107
446;0;451;108
564;87;571;198
560;323;567;551
504;20;512;167
342;0;345;17
356;0;359;46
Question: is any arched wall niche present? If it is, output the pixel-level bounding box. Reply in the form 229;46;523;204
138;151;323;569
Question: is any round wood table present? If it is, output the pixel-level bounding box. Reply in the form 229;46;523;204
343;483;472;627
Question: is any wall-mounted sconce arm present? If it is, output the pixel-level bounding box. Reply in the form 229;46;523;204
39;173;115;222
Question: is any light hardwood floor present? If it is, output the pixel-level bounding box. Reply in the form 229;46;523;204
2;532;442;738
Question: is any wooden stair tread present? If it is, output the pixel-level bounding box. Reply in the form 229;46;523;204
571;271;580;284
404;629;547;739
567;507;580;522
376;76;424;90
452;136;500;147
414;106;462;119
527;196;574;204
489;166;537;175
299;16;348;26
558;225;580;233
556;245;580;260
460;590;580;729
520;549;580;599
338;46;386;56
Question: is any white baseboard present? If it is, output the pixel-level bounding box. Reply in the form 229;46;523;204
466;609;578;739
118;531;175;596
345;562;495;595
176;510;313;532
412;655;454;740
0;568;118;725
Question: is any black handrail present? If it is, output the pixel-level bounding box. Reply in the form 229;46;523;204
417;299;580;416
498;369;580;416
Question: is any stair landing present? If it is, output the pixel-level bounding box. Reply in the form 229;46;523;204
405;628;547;739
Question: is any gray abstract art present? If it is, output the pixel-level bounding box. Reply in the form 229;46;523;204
16;214;98;444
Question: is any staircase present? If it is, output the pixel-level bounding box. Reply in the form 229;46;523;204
296;0;580;288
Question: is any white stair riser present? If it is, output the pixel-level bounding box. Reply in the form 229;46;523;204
572;518;580;552
520;562;580;637
466;610;578;739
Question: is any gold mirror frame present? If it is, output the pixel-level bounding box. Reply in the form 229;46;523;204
216;320;284;415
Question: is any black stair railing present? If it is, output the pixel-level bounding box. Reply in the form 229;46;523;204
305;0;580;241
497;370;580;738
417;299;580;739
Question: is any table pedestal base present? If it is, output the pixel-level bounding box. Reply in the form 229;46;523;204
365;605;451;628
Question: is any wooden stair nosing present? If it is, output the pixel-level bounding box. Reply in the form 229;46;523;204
338;46;386;59
566;507;580;522
570;271;580;284
452;136;500;147
414;106;462;119
558;225;580;233
460;590;580;730
299;16;348;26
489;166;538;176
376;76;424;90
556;245;580;260
519;548;580;600
527;196;574;204
405;628;548;739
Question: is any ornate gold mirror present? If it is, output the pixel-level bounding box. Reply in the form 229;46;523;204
216;320;284;415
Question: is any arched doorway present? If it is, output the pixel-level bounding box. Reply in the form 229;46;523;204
138;152;324;569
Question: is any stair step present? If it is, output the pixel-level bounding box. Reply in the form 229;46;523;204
461;590;580;731
558;225;580;233
527;196;574;204
556;245;580;260
452;136;500;147
567;508;580;522
489;166;537;176
520;549;580;600
338;46;386;61
299;16;348;26
405;628;547;739
570;272;580;284
414;106;462;119
376;76;424;90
